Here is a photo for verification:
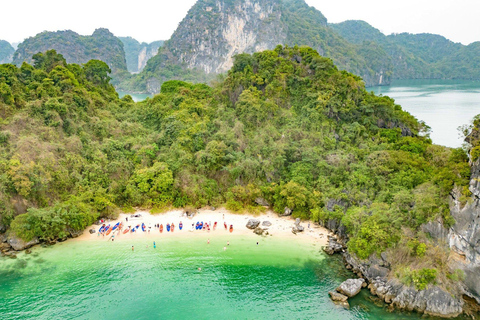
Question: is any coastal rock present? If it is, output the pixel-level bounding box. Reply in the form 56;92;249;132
0;233;6;243
25;249;32;254
336;278;365;298
7;236;39;251
0;242;12;253
282;207;292;216
295;218;301;226
323;236;344;255
255;198;270;207
67;228;83;238
329;291;349;308
89;229;96;234
246;219;260;230
262;221;272;227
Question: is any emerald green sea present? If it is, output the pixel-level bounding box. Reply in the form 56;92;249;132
0;234;462;320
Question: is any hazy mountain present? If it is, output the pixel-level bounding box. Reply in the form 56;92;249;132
13;29;128;80
0;40;14;64
119;37;164;73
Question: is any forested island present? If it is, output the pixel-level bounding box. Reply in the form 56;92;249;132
1;46;479;317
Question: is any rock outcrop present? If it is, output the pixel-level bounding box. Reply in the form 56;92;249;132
323;236;344;255
342;252;464;318
336;278;365;298
329;291;349;308
7;235;39;251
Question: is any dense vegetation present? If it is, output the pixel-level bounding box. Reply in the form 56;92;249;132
0;40;14;64
12;29;129;84
0;48;470;290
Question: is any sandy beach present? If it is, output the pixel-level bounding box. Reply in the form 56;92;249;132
77;208;331;247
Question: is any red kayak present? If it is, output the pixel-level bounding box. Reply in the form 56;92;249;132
224;222;227;230
160;224;163;233
123;227;130;234
171;223;175;232
213;222;217;230
229;225;233;233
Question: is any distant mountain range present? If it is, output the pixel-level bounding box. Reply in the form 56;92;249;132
2;0;479;93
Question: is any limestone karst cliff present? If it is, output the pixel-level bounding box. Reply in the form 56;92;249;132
135;0;392;93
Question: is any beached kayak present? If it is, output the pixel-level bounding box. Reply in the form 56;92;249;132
112;222;120;231
160;224;163;233
229;225;233;233
171;224;175;232
166;224;171;232
123;227;130;234
141;223;146;232
179;222;183;230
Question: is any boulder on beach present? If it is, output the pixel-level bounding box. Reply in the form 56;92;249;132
336;278;365;298
282;207;293;216
254;227;264;235
262;221;272;227
89;229;96;234
246;219;260;229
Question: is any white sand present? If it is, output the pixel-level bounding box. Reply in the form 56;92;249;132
77;208;331;247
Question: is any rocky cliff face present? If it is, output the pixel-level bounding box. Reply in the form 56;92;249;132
167;0;286;73
448;160;480;303
13;29;128;75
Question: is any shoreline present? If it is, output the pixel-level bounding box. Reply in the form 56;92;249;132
76;208;332;247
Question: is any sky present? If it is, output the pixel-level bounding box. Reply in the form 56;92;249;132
1;0;479;45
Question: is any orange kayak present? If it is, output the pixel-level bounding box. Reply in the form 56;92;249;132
229;225;233;233
106;228;112;236
171;224;175;232
160;224;163;233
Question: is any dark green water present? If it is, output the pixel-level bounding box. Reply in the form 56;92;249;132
0;234;453;320
371;79;480;148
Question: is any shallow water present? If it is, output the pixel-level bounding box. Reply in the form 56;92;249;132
0;234;464;320
370;79;480;148
117;91;153;102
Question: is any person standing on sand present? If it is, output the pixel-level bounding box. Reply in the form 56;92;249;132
132;246;134;251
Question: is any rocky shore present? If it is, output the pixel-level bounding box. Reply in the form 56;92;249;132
323;232;469;318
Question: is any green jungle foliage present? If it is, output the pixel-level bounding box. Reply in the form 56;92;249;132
0;48;470;265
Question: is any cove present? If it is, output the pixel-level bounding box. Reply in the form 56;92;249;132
0;234;466;320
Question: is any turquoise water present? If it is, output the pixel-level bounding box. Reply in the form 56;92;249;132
118;91;153;102
370;79;480;148
0;234;460;320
